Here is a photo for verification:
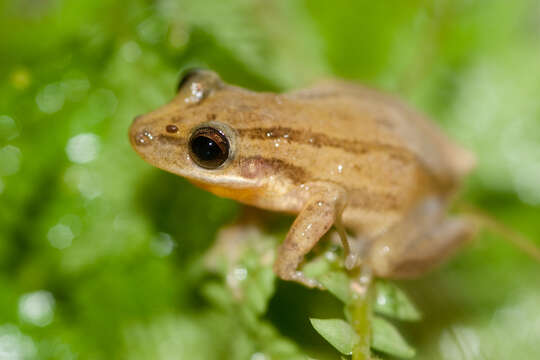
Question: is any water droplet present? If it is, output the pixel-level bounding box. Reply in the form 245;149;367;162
135;130;154;145
325;250;337;262
18;290;55;327
66;133;100;164
233;267;248;281
0;115;20;140
120;41;142;62
150;233;175;257
47;223;74;249
184;82;205;104
337;164;343;173
36;82;65;114
226;267;248;288
0;145;22;176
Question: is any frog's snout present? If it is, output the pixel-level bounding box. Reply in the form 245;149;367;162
129;114;155;148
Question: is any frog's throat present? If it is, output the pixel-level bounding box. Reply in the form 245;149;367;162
188;179;261;203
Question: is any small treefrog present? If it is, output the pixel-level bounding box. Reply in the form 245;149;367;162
129;69;476;288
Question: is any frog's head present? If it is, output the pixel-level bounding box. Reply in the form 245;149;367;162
129;69;269;198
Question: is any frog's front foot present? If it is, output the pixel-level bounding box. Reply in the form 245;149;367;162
343;235;369;271
291;271;325;289
274;263;324;289
344;252;360;270
273;252;325;289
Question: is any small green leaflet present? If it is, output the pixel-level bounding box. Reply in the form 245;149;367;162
372;316;416;358
310;316;415;358
319;271;351;303
309;318;356;355
374;281;422;321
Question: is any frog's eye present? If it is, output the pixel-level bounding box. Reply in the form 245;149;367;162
189;127;230;169
177;68;203;92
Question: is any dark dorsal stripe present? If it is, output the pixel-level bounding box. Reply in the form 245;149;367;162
236;127;412;161
238;155;310;185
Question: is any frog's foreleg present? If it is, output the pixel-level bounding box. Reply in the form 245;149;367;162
274;183;347;288
367;197;475;278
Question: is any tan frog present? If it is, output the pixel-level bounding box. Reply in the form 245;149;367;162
129;69;476;288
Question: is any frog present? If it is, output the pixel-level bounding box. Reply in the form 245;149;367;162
129;69;476;288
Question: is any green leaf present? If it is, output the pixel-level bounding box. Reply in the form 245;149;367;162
309;318;357;355
374;281;421;321
243;266;275;315
302;256;332;279
372;316;416;358
200;282;234;309
319;271;351;303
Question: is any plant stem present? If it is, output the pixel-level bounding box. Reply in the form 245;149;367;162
348;281;373;360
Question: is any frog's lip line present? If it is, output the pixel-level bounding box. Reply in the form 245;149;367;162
161;164;259;189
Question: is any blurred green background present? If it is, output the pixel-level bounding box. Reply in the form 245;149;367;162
1;0;540;359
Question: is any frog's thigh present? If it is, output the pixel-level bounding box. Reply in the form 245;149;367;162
274;183;346;288
367;198;475;278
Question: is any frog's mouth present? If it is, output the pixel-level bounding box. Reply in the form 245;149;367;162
188;178;261;203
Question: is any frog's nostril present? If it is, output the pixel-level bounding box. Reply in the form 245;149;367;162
166;124;179;133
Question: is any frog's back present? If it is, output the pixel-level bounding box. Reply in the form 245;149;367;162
273;80;474;234
286;80;475;185
236;80;474;235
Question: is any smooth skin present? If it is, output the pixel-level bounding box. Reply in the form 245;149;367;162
129;70;476;288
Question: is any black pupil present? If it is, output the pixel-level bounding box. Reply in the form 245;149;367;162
192;136;222;160
189;129;229;169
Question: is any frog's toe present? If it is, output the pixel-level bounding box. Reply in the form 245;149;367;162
344;252;360;270
291;271;325;289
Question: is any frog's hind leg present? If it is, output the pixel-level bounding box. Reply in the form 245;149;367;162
366;197;476;278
